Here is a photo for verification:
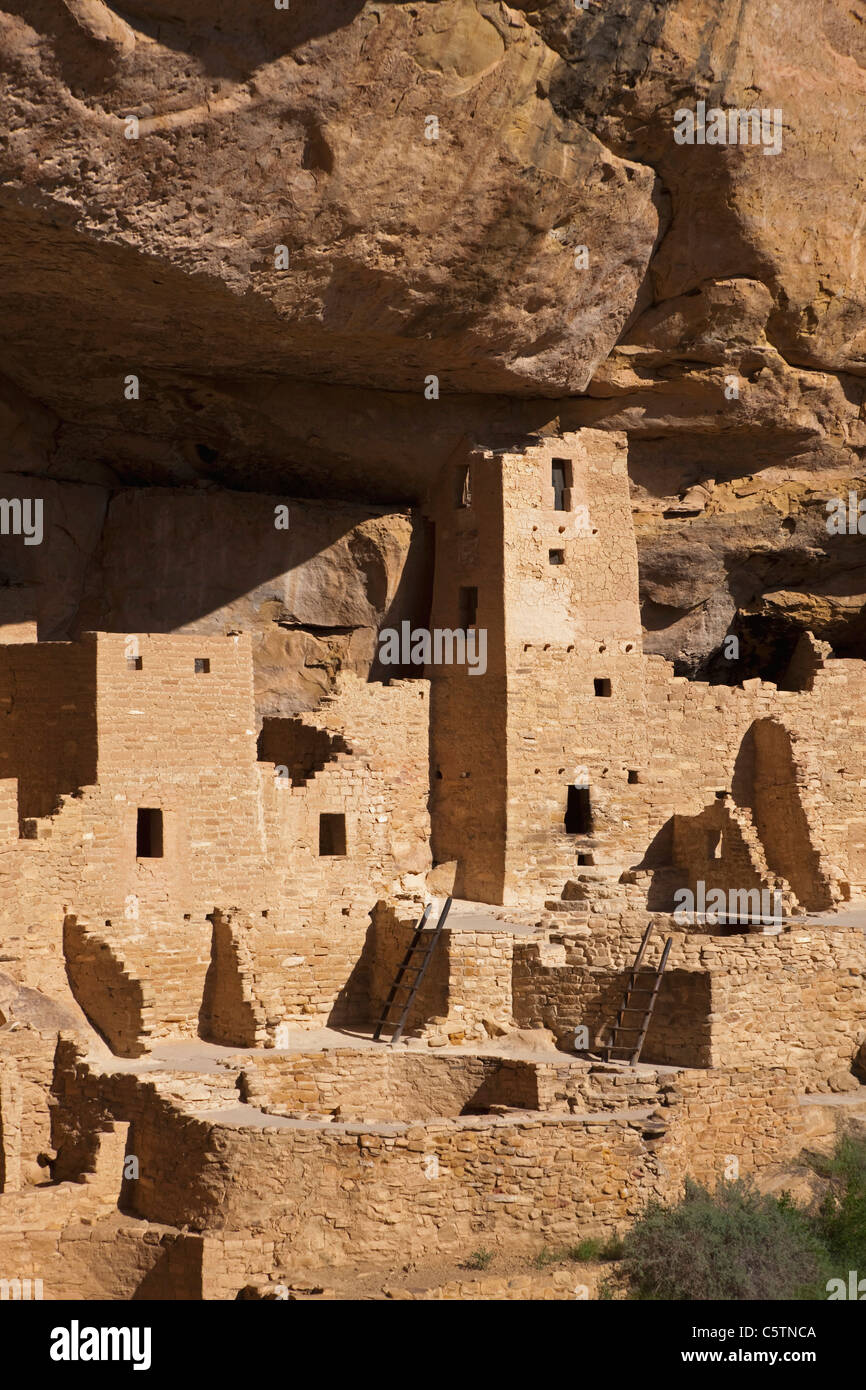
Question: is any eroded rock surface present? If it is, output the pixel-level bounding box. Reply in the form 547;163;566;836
1;0;865;670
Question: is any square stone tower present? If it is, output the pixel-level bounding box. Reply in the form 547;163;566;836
427;428;648;905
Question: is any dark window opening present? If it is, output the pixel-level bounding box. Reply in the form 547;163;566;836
127;656;142;671
136;808;163;858
319;812;347;856
628;769;639;784
577;852;594;865
551;458;572;512
549;548;565;566
455;464;472;508
594;678;612;697
194;657;210;674
565;786;593;835
459;585;478;628
195;443;219;465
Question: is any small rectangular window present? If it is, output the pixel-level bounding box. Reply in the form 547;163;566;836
319;813;347;856
194;657;210;674
594;678;612;697
454;464;471;508
127;656;142;671
565;786;593;835
136;808;163;858
549;549;564;566
551;458;573;512
458;585;478;628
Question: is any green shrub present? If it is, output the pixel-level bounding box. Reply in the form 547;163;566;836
567;1239;603;1262
463;1248;494;1271
812;1134;866;1270
620;1177;829;1301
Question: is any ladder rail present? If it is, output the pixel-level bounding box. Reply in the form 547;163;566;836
374;897;453;1044
389;896;452;1045
628;936;672;1065
372;903;432;1040
605;925;673;1065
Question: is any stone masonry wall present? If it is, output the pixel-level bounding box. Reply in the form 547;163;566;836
514;923;866;1084
49;1044;808;1277
203;908;376;1043
425;429;866;911
371;903;515;1043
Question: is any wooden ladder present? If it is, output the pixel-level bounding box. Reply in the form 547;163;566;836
604;922;673;1066
373;896;453;1045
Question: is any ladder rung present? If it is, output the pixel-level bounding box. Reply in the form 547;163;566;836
375;897;453;1046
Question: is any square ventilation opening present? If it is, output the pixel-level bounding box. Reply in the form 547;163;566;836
548;549;565;566
628;769;640;784
319;813;347;856
136;808;163;859
594;678;612;697
126;656;142;671
194;657;210;674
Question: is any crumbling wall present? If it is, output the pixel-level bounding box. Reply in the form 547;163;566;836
0;640;97;823
261;675;431;926
512;939;713;1066
750;718;836;909
63;916;149;1058
371;904;514;1043
204;907;375;1041
200;911;262;1047
238;1051;518;1122
52;1054;806;1267
514;923;866;1085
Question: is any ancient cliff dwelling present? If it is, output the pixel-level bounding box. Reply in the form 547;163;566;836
1;0;866;1316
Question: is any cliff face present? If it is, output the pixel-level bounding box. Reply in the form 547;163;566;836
1;0;865;677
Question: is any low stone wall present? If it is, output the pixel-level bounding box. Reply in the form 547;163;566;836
371;903;514;1043
49;1040;809;1283
238;1049;674;1122
514;924;866;1084
0;1201;204;1300
203;909;375;1044
532;1061;673;1114
239;1051;541;1122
